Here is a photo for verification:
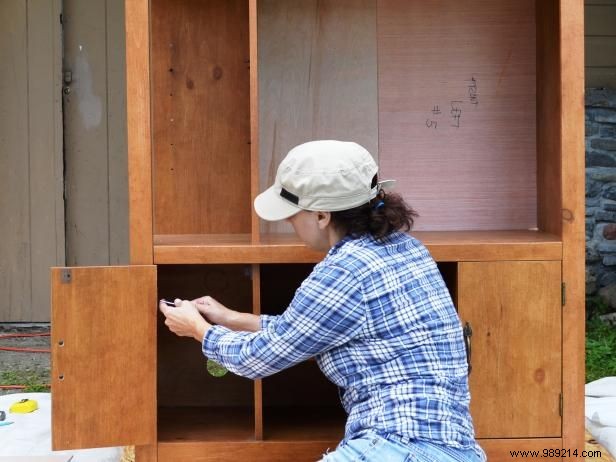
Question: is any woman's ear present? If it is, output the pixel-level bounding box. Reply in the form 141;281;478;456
315;211;331;230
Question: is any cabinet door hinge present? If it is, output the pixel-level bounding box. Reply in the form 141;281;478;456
561;282;566;306
61;268;72;284
559;393;563;417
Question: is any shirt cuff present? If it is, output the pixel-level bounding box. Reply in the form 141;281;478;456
202;324;230;359
260;314;278;330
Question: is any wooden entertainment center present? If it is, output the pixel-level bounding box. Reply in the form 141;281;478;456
51;1;585;460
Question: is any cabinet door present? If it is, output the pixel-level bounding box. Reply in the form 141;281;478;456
51;266;157;449
457;261;561;438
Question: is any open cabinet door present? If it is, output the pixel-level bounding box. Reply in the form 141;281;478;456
51;265;156;450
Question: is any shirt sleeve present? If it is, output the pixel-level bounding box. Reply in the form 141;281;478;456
202;263;365;379
259;314;278;330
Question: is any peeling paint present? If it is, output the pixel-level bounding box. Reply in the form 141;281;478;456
74;49;102;130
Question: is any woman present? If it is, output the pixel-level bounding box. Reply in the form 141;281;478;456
159;140;486;462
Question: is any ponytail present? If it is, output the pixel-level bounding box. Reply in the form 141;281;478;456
331;190;418;240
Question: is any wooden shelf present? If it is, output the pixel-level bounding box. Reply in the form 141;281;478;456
153;230;561;264
413;230;562;262
154;234;324;264
263;406;346;441
157;440;339;462
158;407;254;442
157;405;345;442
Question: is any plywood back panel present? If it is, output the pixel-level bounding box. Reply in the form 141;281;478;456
258;0;378;234
378;0;537;231
263;362;340;408
151;0;251;235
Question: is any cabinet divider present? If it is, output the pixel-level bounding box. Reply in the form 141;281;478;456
252;263;263;439
249;0;261;244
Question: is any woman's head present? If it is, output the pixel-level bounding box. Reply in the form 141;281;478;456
254;140;417;242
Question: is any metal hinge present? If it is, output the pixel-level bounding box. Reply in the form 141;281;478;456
559;393;563;417
561;282;566;306
61;268;72;284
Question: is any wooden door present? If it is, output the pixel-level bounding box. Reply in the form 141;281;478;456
457;261;562;438
51;266;156;450
0;0;64;322
62;0;129;266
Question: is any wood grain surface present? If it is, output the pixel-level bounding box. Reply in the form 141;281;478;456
257;0;378;234
51;266;156;449
378;0;537;231
151;0;251;235
458;261;562;438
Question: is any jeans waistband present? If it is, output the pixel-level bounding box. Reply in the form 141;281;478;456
379;432;484;462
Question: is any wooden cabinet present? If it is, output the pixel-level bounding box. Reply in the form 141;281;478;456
51;0;585;461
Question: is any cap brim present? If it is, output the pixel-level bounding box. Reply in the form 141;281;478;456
254;185;302;221
378;179;396;190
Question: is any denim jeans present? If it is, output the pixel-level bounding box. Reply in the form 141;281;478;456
318;432;485;462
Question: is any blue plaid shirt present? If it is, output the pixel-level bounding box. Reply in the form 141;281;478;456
203;232;484;458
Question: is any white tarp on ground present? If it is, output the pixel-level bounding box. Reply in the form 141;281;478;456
586;377;616;458
0;393;121;461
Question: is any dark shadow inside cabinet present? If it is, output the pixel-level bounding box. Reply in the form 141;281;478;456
260;264;346;441
437;262;458;307
156;264;255;442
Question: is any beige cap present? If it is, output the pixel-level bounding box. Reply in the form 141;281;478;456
254;140;394;221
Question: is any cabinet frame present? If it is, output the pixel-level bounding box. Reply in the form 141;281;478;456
121;0;586;460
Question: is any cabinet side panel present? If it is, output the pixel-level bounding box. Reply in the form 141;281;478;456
560;0;586;455
126;0;153;264
151;0;251;235
51;266;157;449
537;0;562;236
135;445;157;462
458;261;562;438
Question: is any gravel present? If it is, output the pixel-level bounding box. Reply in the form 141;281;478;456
0;324;51;396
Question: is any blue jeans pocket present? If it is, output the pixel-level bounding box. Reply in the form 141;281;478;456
319;434;387;462
320;435;483;462
403;440;484;462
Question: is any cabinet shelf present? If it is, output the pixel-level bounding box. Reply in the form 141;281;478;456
153;230;561;264
263;406;346;442
158;407;255;442
157;405;345;443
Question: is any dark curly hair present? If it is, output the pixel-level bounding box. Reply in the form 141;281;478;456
331;187;418;240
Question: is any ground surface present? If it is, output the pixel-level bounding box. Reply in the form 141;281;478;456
0;323;51;396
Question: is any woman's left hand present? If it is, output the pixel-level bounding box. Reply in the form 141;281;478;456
159;299;211;342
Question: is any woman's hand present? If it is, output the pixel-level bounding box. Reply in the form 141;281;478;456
191;296;234;326
159;299;211;342
191;296;261;332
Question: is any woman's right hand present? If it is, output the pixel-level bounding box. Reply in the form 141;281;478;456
192;296;234;327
